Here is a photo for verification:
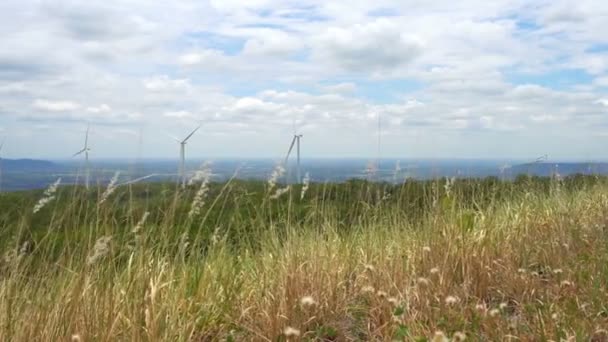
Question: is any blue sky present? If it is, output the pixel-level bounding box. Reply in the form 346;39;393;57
0;0;607;160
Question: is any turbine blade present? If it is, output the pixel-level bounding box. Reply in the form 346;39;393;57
182;125;201;143
164;132;181;142
284;136;297;164
73;148;86;157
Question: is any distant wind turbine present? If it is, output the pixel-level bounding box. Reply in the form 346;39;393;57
535;154;548;163
499;163;512;180
170;125;200;188
73;126;91;189
284;133;303;184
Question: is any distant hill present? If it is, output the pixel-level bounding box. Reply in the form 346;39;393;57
509;162;608;177
1;158;58;171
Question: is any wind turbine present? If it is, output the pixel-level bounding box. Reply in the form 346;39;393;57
170;125;200;188
73;126;91;189
284;133;303;184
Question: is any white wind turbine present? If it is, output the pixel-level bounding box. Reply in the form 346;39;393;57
73;126;91;189
169;125;200;188
284;132;303;184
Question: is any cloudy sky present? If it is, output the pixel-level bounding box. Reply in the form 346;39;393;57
0;0;607;160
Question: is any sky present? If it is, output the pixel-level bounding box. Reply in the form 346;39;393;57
0;0;607;160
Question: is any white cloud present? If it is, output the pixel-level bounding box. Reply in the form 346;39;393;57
33;99;80;111
594;76;608;87
164;110;195;119
322;82;357;94
178;50;227;67
143;76;190;91
314;19;424;72
242;29;302;57
86;104;111;113
0;0;607;159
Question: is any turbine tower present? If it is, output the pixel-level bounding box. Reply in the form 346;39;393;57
73;126;91;189
171;125;200;188
284;133;303;184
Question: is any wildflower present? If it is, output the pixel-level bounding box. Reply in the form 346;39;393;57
300;296;316;307
188;167;212;218
445;295;459;305
432;331;449;342
376;290;388;299
553;268;563;275
87;236;112;266
99;171;120;204
283;327;300;338
132;211;150;234
551;313;559;320
417;277;430;287
300;172;310;200
430;267;440;275
33;178;61;213
517;268;526;274
453;331;467;341
422;246;431;253
489;308;500;317
270;186;290;199
499;302;508;310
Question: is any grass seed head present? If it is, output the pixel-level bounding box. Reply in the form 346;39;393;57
283;326;300;338
453;331;467;341
445;295;460;306
432;331;449;342
300;296;316;308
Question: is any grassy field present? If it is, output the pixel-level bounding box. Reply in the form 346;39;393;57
1;170;608;341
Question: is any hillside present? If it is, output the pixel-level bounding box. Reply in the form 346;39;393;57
1;176;608;340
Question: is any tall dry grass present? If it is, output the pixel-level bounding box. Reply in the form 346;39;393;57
1;174;608;341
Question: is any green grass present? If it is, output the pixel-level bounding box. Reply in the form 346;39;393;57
1;174;608;341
